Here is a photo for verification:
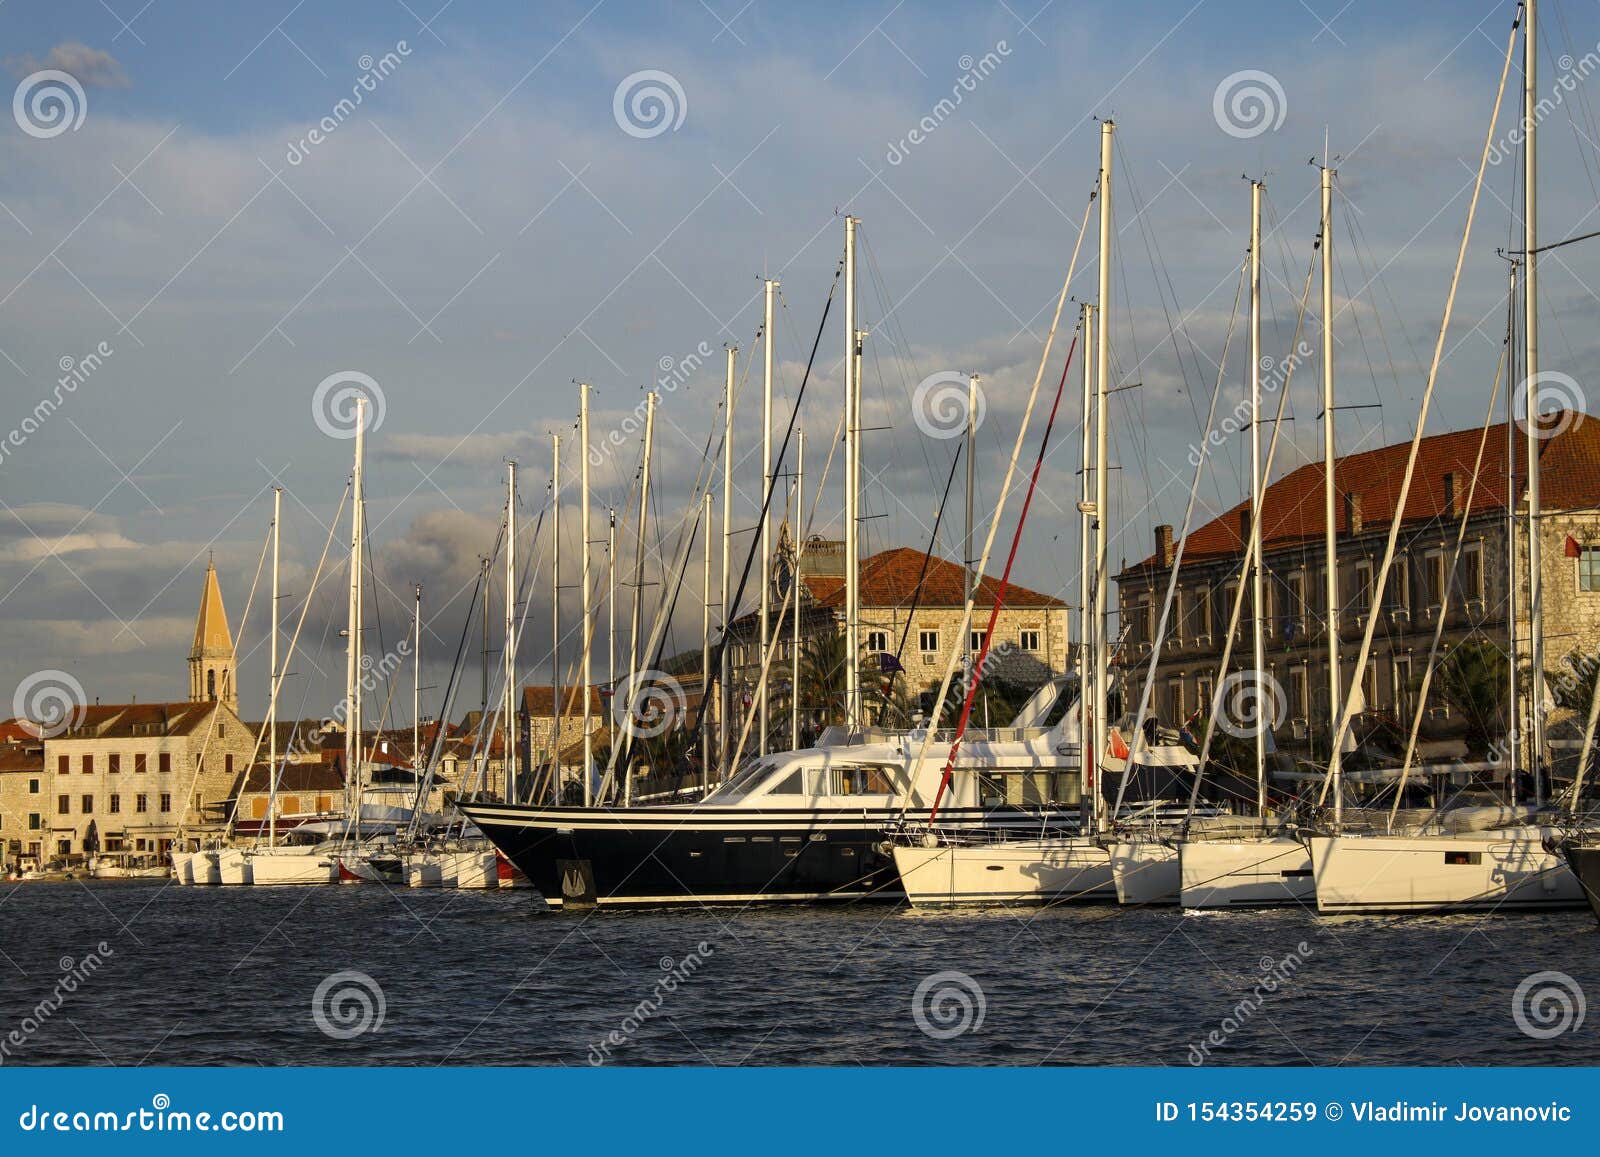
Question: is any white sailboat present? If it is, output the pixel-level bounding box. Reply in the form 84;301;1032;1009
1308;3;1584;914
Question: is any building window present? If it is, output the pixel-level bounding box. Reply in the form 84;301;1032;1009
158;753;170;773
81;794;93;813
1018;629;1041;652
82;754;92;775
56;794;69;815
1196;676;1215;718
159;793;172;813
28;813;41;831
108;795;121;815
1394;656;1414;723
1290;667;1309;720
1353;561;1373;616
1580;547;1600;592
57;755;69;775
968;629;988;654
1196;586;1213;640
1459;543;1483;604
1284;572;1305;640
918;629;939;653
135;794;148;814
1424;550;1446;610
865;630;889;653
1165;678;1185;724
108;753;120;774
135;752;147;774
1388;557;1410;613
225;754;233;775
1222;582;1239;639
28;778;39;794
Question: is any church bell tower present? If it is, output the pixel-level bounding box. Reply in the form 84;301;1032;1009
188;557;238;714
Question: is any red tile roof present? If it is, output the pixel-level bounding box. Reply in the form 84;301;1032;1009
804;547;1066;610
1128;411;1600;572
521;685;606;717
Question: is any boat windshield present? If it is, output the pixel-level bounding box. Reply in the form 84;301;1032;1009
711;758;778;799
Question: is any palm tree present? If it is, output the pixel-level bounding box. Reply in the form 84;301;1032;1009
1435;640;1509;752
801;629;849;728
1547;648;1600;712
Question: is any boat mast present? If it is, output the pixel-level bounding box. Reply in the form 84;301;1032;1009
1248;178;1268;822
600;508;614;806
580;385;592;805
760;279;777;754
504;459;517;803
701;490;712;787
549;437;560;801
1524;0;1547;805
1078;302;1095;832
719;346;736;778
1092;122;1112;832
269;485;280;848
964;374;978;683
347;397;366;829
1321;160;1342;826
792;429;805;750
1506;260;1521;797
412;581;421;804
624;392;656;803
844;216;861;731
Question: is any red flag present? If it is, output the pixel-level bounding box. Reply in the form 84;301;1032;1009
1107;727;1130;761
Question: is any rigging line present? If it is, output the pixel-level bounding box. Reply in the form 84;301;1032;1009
926;331;1078;822
893;190;1096;820
1550;2;1600;201
1389;342;1508;827
1318;8;1519;810
406;557;487;837
683;258;843;743
1182;243;1319;818
208;512;276;835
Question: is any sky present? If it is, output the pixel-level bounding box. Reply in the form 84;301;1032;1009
0;0;1596;730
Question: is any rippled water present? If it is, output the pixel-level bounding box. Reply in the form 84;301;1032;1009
1;881;1597;1066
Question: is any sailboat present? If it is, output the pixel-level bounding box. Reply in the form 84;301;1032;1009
1307;1;1585;914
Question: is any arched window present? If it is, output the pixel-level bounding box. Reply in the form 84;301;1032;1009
207;669;216;700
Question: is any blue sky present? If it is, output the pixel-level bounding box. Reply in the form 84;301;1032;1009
0;0;1593;723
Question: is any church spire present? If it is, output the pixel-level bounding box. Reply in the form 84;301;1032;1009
188;558;237;714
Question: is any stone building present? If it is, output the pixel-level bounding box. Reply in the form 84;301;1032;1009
726;532;1071;736
1113;412;1600;759
187;558;238;715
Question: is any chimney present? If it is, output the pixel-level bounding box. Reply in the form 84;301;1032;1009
1443;471;1463;517
1345;491;1363;535
1155;524;1175;567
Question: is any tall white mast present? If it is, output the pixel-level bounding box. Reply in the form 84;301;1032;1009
268;485;281;847
550;438;561;800
844;216;861;731
580;386;592;802
964;374;978;680
1524;0;1546;803
1078;303;1095;830
504;459;517;803
720;346;736;777
600;507;615;807
759;279;777;754
347;397;366;826
1506;262;1521;794
1091;123;1112;831
701;490;713;787
1321;161;1343;825
1249;179;1268;821
792;429;805;750
412;582;421;792
625;392;656;804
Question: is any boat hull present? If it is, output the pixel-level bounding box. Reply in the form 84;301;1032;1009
462;802;1076;907
1561;841;1600;926
1179;837;1315;909
1111;840;1180;905
892;837;1113;907
1308;830;1584;914
215;848;251;886
248;849;338;886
